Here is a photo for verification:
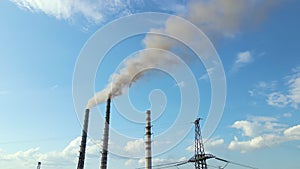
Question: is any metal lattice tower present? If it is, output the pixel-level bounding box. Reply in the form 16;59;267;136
140;118;258;169
194;118;207;169
193;118;215;169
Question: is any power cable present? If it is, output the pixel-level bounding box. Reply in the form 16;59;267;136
136;160;188;169
214;156;258;169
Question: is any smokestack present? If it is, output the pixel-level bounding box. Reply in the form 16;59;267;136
77;109;90;169
37;162;41;169
100;96;111;169
145;110;152;169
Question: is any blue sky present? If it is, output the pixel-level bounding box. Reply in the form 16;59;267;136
0;0;300;169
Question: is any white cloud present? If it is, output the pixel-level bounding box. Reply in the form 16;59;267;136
286;68;300;108
124;139;144;155
231;116;284;137
232;120;259;137
124;159;135;166
228;134;283;153
10;0;189;25
98;138;173;159
249;66;300;109
229;116;300;153
283;125;300;140
185;145;193;152
186;137;224;153
231;51;253;73
199;73;209;81
267;92;290;108
265;67;300;109
236;51;252;64
11;0;104;23
249;81;277;97
0;137;101;169
257;81;277;90
207;138;224;147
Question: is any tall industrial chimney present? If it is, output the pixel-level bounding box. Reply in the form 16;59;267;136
145;110;152;169
37;162;41;169
77;109;90;169
100;96;111;169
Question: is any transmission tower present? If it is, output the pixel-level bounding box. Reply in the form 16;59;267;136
136;118;258;169
193;118;214;169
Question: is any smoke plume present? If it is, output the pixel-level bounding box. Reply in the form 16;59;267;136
86;0;282;108
187;0;282;39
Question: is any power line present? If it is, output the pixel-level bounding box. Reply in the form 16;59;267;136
214;157;258;169
136;161;188;169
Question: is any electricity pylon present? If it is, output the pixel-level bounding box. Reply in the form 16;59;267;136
193;118;214;169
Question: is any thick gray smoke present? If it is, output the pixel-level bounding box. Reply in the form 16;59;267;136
86;0;282;108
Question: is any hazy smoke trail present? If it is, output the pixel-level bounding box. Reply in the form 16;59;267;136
86;48;179;108
187;0;282;39
86;0;282;108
